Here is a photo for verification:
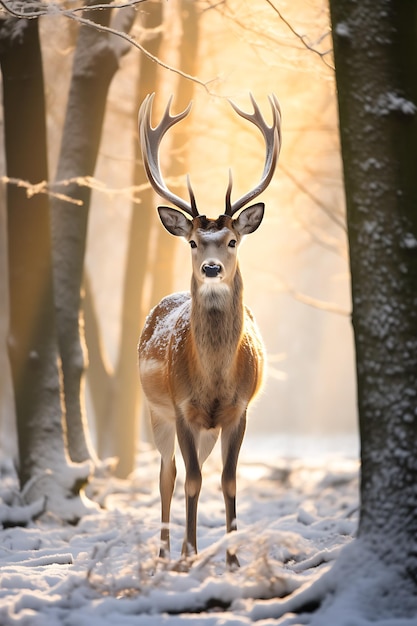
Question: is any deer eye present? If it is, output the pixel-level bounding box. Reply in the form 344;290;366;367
228;239;237;248
189;240;197;249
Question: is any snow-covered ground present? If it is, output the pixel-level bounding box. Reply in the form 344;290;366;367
0;437;405;625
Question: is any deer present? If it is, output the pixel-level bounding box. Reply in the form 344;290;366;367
138;93;281;568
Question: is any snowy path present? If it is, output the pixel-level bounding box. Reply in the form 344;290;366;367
0;445;360;625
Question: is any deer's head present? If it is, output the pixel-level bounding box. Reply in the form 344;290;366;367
138;94;281;293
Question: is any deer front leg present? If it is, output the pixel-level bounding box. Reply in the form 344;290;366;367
151;414;176;559
159;456;176;558
221;412;247;568
176;412;202;559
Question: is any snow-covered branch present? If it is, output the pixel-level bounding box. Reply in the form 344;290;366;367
0;0;145;19
2;176;84;205
1;174;190;206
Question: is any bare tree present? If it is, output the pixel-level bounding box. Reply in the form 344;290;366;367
51;0;136;467
86;0;164;475
328;0;417;612
0;14;92;519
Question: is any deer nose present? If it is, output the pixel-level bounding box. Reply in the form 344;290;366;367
202;263;222;278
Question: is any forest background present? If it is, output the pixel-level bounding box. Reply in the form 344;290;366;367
0;0;354;483
2;0;417;621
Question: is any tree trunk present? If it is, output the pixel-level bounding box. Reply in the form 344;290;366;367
0;16;91;519
329;0;417;612
51;2;135;466
96;0;164;475
83;271;115;457
0;180;16;461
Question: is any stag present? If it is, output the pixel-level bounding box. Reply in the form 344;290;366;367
138;93;281;567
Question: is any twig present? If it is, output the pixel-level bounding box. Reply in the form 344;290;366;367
1;174;189;205
0;0;212;91
2;176;83;205
264;0;334;70
63;10;210;89
66;0;147;12
282;277;350;317
0;0;145;18
280;163;346;232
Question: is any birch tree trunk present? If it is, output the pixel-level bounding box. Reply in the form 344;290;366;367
0;16;91;520
51;1;135;466
326;0;417;615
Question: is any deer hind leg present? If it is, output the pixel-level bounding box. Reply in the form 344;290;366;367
176;412;202;558
151;413;176;559
221;412;247;568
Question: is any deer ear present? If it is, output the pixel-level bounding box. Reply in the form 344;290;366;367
233;203;265;235
158;206;193;238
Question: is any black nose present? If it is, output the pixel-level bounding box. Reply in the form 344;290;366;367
203;263;221;278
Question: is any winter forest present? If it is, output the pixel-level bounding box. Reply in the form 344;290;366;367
0;0;416;624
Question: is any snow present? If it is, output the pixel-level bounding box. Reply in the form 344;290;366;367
335;22;351;39
0;440;415;625
140;292;190;356
0;16;29;44
365;92;417;117
401;233;417;250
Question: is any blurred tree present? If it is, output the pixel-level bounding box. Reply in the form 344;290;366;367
86;0;164;475
0;14;92;519
324;0;417;615
0;170;15;462
51;0;136;468
105;0;163;475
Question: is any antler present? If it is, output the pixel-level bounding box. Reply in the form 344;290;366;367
138;93;198;218
225;93;281;217
139;93;281;219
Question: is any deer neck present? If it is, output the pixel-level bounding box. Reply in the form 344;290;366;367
190;267;244;371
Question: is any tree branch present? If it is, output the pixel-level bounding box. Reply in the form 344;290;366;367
1;174;192;206
265;271;350;317
284;282;350;316
0;0;146;18
0;0;212;91
280;162;346;232
264;0;334;70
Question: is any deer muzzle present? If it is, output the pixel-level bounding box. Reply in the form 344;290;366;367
202;263;222;278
